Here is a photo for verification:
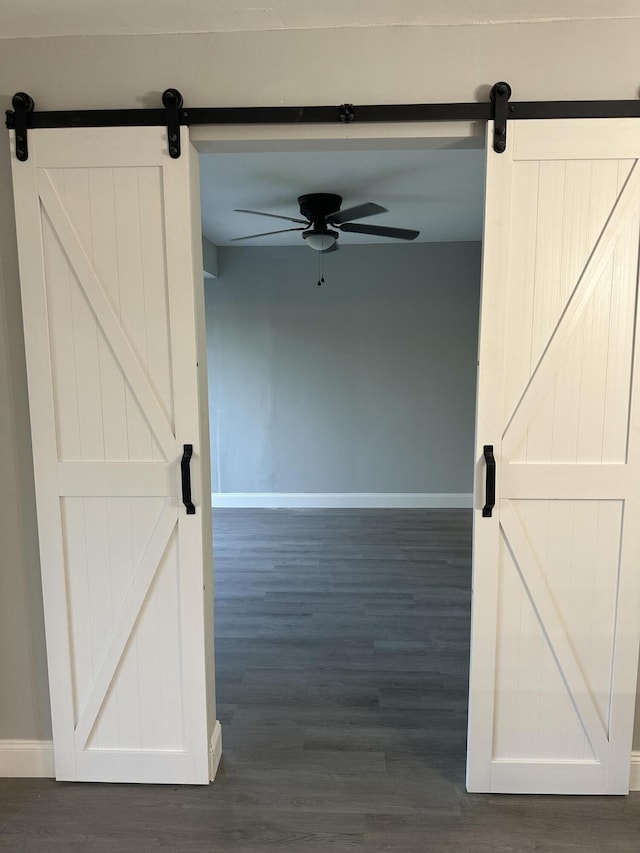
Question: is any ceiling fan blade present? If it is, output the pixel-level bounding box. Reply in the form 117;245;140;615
327;202;387;225
338;222;420;241
234;208;308;225
229;227;306;241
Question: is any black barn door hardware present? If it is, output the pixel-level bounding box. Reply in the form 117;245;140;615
482;445;496;518
8;83;640;161
339;104;355;123
162;88;183;159
181;444;196;515
11;92;34;162
490;82;512;153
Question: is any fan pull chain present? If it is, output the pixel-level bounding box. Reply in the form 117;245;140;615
317;251;325;287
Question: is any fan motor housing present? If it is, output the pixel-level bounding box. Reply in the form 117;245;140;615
298;193;342;224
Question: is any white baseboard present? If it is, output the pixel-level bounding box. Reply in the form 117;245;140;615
0;739;54;778
212;492;473;509
209;720;222;782
0;734;636;790
630;751;640;791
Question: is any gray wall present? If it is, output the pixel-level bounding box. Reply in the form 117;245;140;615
0;144;51;740
206;243;481;495
1;19;640;748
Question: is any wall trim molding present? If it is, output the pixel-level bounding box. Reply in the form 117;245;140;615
630;751;640;791
0;739;54;778
211;492;474;509
0;737;637;789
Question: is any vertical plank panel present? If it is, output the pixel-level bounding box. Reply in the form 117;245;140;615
575;161;619;463
60;498;93;726
602;164;639;462
525;162;565;463
137;168;174;436
579;270;613;462
531;162;566;366
86;170;131;749
517;500;550;757
89;168;129;463
51;168;107;748
61;169;105;463
40;200;82;462
111;496;150;750
61;169;118;750
154;528;183;749
560;501;598;759
551;161;591;463
134;173;176;748
98;497;134;750
589;502;622;738
113;168;153;463
503;162;539;433
519;156;565;762
126;165;173;749
135;495;166;751
493;537;522;759
82;496;117;749
534;499;562;758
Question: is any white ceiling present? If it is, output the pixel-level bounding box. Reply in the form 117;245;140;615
199;147;486;248
2;1;638;38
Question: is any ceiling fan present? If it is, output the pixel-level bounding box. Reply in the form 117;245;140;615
231;193;419;252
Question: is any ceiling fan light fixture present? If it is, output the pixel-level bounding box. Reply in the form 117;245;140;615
232;194;419;248
303;229;338;251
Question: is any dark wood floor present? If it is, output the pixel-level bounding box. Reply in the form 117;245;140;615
1;509;638;851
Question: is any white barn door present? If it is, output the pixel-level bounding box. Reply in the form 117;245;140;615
468;119;640;794
10;126;218;784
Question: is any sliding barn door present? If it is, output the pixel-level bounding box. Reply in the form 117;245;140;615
468;119;640;794
10;127;217;783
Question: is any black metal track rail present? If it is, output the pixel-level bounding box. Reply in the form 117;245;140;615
6;102;494;130
8;100;640;130
509;100;640;119
6;84;640;160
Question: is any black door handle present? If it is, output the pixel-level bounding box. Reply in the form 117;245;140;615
482;445;496;518
181;444;196;515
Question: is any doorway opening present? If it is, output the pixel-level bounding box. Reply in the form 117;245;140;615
196;125;486;798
